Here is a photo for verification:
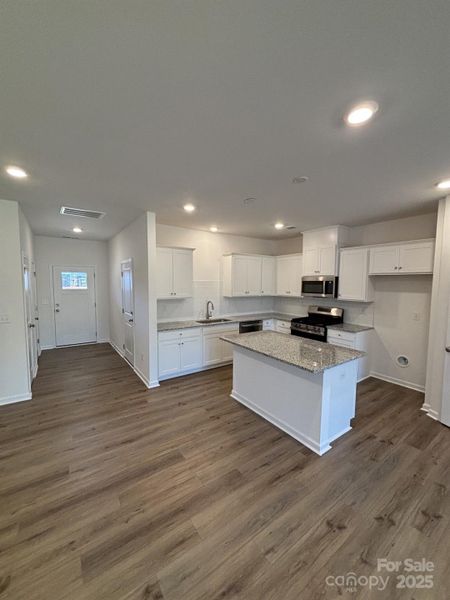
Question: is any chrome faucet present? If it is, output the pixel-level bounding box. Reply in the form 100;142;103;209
206;300;215;320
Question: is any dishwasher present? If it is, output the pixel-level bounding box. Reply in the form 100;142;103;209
239;320;263;334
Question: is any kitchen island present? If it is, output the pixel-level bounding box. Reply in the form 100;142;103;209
221;331;365;455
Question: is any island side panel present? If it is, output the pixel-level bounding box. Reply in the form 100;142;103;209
230;346;327;455
321;360;358;446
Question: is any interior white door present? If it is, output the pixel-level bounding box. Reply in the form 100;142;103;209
53;266;97;346
23;259;38;381
121;259;134;365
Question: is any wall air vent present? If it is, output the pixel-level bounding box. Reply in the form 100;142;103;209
60;206;106;219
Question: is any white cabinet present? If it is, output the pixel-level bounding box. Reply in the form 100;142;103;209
261;257;276;296
158;328;202;379
157;247;194;299
338;248;374;302
223;255;262;297
303;246;336;276
203;324;238;366
302;227;349;276
276;254;302;296
223;254;273;296
275;319;291;334
369;240;434;275
327;328;372;382
369;246;398;274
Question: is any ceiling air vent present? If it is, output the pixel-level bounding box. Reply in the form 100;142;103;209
285;225;297;230
60;206;106;219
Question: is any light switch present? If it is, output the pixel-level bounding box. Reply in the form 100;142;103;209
0;314;10;324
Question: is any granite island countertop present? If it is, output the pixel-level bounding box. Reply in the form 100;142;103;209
157;312;297;332
220;330;365;374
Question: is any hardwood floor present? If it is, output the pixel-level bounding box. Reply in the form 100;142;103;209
1;343;449;599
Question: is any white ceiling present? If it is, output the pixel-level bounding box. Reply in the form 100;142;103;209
0;1;448;241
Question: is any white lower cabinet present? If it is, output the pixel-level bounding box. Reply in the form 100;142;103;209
158;324;238;380
158;328;202;379
275;319;291;334
327;328;372;382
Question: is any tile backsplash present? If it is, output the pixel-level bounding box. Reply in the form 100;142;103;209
157;280;275;321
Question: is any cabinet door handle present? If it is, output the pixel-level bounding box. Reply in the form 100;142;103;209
398;266;402;270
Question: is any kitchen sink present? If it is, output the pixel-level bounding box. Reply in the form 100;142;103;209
196;318;232;324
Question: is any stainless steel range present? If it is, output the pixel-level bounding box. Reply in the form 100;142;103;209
291;306;344;342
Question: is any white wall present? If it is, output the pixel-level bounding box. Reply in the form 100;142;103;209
0;199;30;404
109;212;158;387
348;212;437;246
35;236;110;348
156;224;277;321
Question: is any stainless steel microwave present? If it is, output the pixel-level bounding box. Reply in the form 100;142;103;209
301;276;338;298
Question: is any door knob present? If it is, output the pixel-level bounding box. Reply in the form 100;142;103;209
28;323;35;328
128;318;134;323
55;308;60;312
446;347;450;353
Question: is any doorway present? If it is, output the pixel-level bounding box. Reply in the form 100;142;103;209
52;266;97;346
23;256;38;381
121;259;134;365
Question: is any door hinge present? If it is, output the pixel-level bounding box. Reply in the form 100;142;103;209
122;308;125;314
37;338;40;344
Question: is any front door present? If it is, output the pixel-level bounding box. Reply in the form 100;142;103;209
121;259;134;365
53;266;97;346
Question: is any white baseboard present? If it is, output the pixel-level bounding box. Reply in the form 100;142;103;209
109;341;157;389
40;344;55;351
421;404;440;420
231;389;330;455
369;371;425;393
0;392;32;406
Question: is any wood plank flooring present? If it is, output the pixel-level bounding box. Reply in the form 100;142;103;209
0;343;449;599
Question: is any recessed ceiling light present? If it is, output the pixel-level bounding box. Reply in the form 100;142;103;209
183;203;196;213
210;226;218;233
436;179;450;190
72;227;83;233
5;165;28;179
292;176;309;184
345;101;379;126
274;222;284;230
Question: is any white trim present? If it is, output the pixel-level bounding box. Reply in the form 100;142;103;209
369;371;425;393
0;392;32;406
230;389;330;455
158;361;232;382
109;341;157;389
40;344;55;350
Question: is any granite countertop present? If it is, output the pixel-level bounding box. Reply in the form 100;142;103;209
328;323;374;333
220;330;365;374
157;312;297;332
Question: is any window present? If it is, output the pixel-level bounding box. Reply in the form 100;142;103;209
61;271;88;290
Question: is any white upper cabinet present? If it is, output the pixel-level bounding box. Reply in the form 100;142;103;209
338;248;374;302
156;247;194;299
276;254;302;296
222;254;264;296
369;246;398;274
369;240;435;275
247;256;263;295
302;227;349;276
261;256;276;296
